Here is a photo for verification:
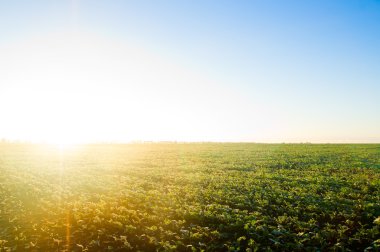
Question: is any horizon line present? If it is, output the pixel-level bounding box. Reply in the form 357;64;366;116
1;139;379;145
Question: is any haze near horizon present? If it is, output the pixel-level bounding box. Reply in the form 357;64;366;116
0;1;379;144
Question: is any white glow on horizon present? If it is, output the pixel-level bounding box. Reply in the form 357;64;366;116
1;31;378;144
0;31;266;144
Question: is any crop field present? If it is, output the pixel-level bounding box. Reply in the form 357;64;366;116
0;143;379;251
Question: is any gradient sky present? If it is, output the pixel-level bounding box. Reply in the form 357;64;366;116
0;0;379;143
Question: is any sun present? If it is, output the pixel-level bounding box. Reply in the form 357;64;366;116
40;126;85;151
50;135;81;150
56;142;77;151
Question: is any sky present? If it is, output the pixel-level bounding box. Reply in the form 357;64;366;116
0;0;379;143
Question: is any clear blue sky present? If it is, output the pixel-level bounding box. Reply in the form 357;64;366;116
0;1;379;143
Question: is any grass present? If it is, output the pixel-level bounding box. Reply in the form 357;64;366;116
0;143;379;251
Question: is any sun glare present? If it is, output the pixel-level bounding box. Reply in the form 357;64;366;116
0;32;155;144
0;31;250;144
0;31;297;143
48;133;82;149
56;142;79;152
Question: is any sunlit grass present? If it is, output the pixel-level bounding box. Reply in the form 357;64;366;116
0;143;379;251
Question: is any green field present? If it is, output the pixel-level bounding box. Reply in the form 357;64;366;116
0;143;379;251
